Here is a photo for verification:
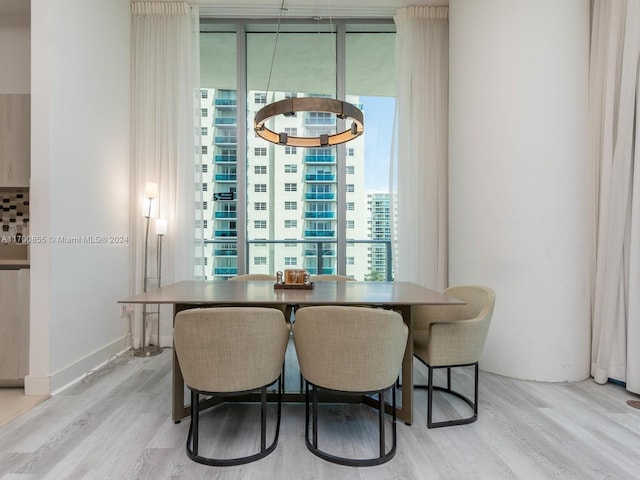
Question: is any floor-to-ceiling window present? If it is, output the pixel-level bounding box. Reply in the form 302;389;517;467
199;19;395;280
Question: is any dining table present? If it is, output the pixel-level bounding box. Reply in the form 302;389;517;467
119;280;464;425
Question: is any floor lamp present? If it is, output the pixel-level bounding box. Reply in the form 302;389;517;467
134;182;163;357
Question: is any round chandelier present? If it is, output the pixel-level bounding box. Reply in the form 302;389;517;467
254;97;364;147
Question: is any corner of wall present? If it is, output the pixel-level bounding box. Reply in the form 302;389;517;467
24;374;50;396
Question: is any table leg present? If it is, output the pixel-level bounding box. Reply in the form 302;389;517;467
172;304;190;423
397;305;413;425
172;347;188;422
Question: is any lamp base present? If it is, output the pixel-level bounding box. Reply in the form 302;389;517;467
133;345;163;357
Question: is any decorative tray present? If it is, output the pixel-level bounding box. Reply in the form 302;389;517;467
274;282;314;290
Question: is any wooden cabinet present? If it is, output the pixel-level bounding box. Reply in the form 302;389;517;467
0;269;29;386
0;95;30;187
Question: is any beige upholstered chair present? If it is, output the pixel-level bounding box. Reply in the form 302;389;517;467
293;306;408;466
173;307;290;466
291;274;355;319
412;285;495;428
228;274;289;319
287;278;358;392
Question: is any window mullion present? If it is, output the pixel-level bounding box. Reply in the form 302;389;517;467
336;20;347;276
236;23;248;274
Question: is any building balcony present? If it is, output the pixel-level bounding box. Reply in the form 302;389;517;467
214;155;237;163
214;98;237;107
214;211;237;219
214;118;237;125
304;116;336;126
214;249;237;256
304;230;335;237
305;211;335;219
214;267;238;275
305;174;335;182
214;137;237;145
305;192;335;200
306;267;336;275
304;249;336;256
304;155;335;164
214;230;237;237
214;174;237;182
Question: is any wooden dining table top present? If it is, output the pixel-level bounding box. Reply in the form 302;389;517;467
119;279;463;307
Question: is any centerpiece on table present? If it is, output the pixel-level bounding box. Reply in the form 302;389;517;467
274;269;313;289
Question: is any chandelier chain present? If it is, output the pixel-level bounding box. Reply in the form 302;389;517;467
264;0;286;101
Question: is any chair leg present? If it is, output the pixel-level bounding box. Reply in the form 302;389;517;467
392;378;397;447
312;384;318;449
427;366;434;428
304;379;310;445
260;386;267;452
303;381;397;467
378;390;385;457
474;362;479;416
184;378;283;466
426;363;480;429
191;390;199;456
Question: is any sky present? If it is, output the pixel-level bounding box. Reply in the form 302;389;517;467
361;96;395;192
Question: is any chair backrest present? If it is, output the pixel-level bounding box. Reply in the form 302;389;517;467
415;285;495;366
174;307;289;393
293;306;408;392
311;274;354;282
228;274;276;281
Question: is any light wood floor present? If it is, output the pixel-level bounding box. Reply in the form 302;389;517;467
0;389;48;428
1;346;640;480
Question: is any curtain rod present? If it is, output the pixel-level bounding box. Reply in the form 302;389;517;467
198;5;399;18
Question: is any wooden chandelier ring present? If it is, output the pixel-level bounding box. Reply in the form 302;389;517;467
254;97;364;147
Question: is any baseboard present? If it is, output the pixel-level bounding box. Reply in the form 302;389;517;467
49;336;129;394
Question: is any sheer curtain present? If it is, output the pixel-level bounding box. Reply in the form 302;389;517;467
590;0;640;394
130;0;204;348
391;6;449;290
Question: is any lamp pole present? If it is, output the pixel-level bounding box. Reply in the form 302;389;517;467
134;183;163;357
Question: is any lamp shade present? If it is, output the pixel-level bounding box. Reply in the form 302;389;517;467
155;218;167;236
144;182;159;199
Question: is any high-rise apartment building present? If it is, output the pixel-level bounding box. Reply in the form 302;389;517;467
367;192;393;281
198;88;381;280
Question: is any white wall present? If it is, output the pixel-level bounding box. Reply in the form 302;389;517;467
449;0;591;381
27;0;131;394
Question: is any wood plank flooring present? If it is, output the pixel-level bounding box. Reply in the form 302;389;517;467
1;345;640;480
0;390;48;428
